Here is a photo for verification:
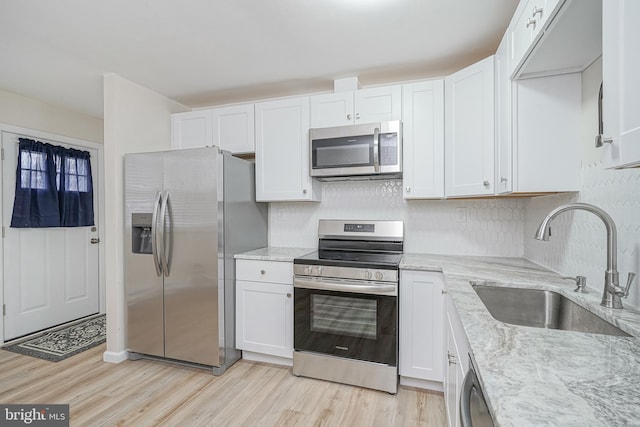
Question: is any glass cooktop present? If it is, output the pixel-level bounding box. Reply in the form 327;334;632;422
294;250;402;270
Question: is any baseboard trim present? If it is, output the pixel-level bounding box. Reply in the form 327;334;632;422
241;351;292;367
400;376;444;392
103;350;128;364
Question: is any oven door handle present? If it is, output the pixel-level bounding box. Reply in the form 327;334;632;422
294;277;397;296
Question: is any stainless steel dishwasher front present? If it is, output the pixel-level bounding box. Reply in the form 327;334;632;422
460;356;495;427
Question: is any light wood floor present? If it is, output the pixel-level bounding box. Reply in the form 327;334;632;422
0;344;446;426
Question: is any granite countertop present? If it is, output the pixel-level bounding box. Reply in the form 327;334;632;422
402;253;640;426
234;247;315;262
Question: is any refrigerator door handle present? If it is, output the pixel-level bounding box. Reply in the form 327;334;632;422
160;190;171;277
151;191;163;277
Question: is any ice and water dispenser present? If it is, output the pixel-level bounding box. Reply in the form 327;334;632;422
132;213;153;254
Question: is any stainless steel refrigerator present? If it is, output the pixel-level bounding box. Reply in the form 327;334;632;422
124;147;267;374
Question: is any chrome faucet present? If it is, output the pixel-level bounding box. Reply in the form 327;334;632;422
534;203;636;309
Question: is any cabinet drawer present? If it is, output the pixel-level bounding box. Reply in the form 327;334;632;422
236;259;293;284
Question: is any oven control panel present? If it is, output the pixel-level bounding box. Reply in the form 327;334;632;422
294;264;398;283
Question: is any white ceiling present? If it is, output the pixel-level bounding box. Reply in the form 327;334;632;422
0;0;518;119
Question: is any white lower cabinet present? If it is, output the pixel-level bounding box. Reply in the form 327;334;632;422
399;270;445;389
235;259;293;365
444;290;470;427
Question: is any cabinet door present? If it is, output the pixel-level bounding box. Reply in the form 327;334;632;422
402;80;445;199
495;32;513;194
310;92;354;128
171;110;213;150
510;0;535;76
602;0;640;168
212;104;255;154
399;270;444;382
445;56;495;197
255;97;320;201
444;294;470;427
355;85;402;124
236;281;293;358
444;314;460;427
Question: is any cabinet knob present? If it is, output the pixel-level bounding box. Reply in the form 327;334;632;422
347;114;352;120
260;270;266;275
406;186;411;193
526;17;536;29
532;6;543;18
286;293;292;298
483;181;490;188
302;189;308;195
355;112;360;119
500;177;508;183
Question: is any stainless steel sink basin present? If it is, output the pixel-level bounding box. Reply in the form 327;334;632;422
471;283;631;337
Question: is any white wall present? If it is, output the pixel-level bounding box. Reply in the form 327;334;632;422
524;57;640;308
102;74;189;362
270;180;525;256
0;88;103;143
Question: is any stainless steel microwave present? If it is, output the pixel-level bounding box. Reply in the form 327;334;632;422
309;120;402;179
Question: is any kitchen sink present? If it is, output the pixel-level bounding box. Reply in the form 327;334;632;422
471;283;631;337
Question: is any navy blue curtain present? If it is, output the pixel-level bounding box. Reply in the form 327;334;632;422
10;138;94;228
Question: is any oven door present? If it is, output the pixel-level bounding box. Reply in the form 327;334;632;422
309;120;402;177
293;277;397;366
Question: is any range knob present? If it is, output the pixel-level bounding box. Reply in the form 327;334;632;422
375;271;384;281
305;266;313;275
314;266;323;275
364;271;372;280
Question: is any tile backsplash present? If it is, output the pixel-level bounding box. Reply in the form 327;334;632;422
269;179;525;256
524;161;640;308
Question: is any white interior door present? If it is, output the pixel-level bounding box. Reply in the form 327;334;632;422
2;131;100;340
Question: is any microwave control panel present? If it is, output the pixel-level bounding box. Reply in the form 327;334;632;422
379;133;398;166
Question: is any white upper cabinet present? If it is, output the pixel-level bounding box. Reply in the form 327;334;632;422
171;110;213;150
495;31;581;195
171;104;255;154
511;0;564;76
212;104;255;154
310;91;354;128
601;0;640;168
255;96;321;202
402;80;445;199
512;0;602;79
495;33;513;194
445;56;495;198
310;85;401;128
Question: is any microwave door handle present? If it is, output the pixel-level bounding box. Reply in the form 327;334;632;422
373;127;380;172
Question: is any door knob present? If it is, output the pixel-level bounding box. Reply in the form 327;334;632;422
90;238;100;244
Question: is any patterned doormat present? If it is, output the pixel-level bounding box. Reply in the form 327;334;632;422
2;314;106;362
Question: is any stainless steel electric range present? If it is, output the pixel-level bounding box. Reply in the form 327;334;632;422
292;219;403;394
